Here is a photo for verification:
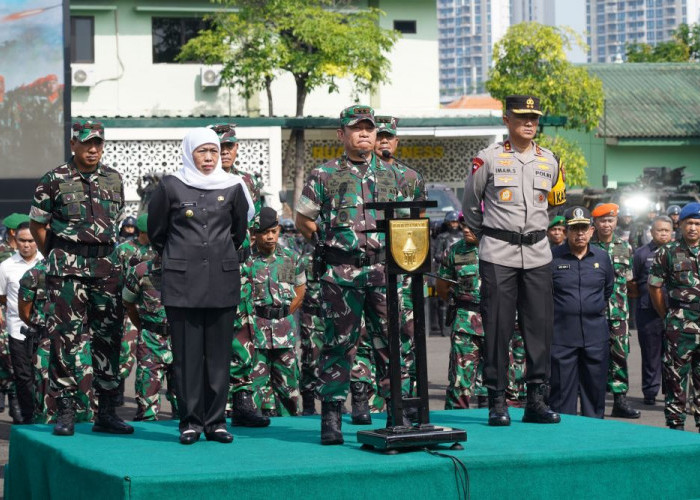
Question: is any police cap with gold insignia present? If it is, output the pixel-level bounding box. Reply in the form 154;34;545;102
505;95;543;116
591;203;619;218
209;123;238;144
256;206;279;232
340;105;375;127
72;120;104;142
564;206;592;226
679;202;700;221
376;115;399;136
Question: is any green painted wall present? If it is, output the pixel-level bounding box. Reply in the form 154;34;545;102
546;128;700;188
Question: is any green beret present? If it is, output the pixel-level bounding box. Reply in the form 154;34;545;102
137;213;148;233
548;215;565;229
2;213;30;230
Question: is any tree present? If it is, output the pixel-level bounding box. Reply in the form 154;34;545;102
179;0;399;206
486;23;605;186
626;23;700;62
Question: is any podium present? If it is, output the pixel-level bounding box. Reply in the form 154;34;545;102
357;200;466;453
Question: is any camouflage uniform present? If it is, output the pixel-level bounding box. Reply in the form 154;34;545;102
297;152;408;403
649;240;700;429
122;255;177;420
29;159;125;403
298;248;324;402
227;166;263;410
591;235;633;394
507;325;527;404
248;243;305;416
18;260;96;422
115;240;156;382
438;239;484;409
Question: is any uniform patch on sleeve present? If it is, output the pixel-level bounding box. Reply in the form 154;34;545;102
471;157;484;174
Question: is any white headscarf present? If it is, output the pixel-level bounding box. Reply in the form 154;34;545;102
172;127;254;221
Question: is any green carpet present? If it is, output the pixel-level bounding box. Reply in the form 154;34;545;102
5;409;700;499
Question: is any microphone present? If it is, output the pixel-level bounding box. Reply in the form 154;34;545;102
380;149;393;160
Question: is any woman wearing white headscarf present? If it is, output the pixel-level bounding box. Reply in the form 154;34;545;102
148;128;252;444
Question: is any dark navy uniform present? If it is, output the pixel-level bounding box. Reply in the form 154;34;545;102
550;242;614;418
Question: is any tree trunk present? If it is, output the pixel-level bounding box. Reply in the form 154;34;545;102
291;75;308;212
265;76;273;117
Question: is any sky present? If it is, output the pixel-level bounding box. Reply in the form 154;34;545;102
554;0;588;63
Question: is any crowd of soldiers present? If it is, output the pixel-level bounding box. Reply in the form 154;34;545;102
0;100;697;445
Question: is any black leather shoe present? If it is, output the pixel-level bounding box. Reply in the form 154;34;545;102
643;396;656;406
179;430;200;445
205;428;233;443
612;393;641;419
669;424;684;431
522;384;560;424
488;390;511;426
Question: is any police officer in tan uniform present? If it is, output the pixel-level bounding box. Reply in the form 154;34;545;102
463;95;565;427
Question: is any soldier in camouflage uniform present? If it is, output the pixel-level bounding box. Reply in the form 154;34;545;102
29;120;133;436
437;225;484;409
298;240;324;415
122;251;177;421
591;203;641;418
18;260;96;423
296;105;409;445
114;213;156;404
248;208;306;416
648;202;700;431
209;123;270;428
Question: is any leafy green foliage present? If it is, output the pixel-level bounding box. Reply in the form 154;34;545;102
537;133;588;187
626;23;700;62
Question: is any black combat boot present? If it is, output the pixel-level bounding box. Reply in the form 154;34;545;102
231;390;270;427
522;384;561;424
477;395;489;408
350;382;372;425
113;379;125;407
611;393;641;419
93;393;135;434
53;397;75;436
488;390;511;426
8;394;23;424
301;391;317;416
321;401;344;445
385;399;412;428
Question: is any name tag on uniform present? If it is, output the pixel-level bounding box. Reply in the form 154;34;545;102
180;202;197;208
557;264;570;270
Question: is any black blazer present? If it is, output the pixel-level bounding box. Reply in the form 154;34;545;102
148;175;249;308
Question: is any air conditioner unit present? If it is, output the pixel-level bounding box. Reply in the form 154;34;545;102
71;64;96;87
200;65;222;89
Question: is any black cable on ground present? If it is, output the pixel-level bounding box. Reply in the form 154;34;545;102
424;447;469;500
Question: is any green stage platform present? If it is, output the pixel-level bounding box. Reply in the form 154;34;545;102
5;409;700;500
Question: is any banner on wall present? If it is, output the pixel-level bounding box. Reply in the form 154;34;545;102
0;0;66;179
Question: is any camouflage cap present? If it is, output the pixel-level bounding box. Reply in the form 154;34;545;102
340;105;375;127
209;123;238;144
505;95;543;116
2;213;30;230
136;213;148;233
376;115;399;136
71;120;104;142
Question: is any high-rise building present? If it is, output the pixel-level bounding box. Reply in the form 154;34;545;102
511;0;556;24
438;0;511;102
587;0;700;63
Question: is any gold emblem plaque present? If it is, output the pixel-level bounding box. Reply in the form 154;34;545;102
389;219;430;272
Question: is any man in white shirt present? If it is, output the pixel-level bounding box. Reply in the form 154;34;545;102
0;222;42;424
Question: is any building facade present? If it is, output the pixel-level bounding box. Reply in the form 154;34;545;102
587;0;700;63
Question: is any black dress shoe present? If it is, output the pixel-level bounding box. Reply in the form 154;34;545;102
205;428;233;443
643;396;656;406
179;430;200;445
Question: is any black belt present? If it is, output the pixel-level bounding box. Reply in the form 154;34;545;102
482;227;546;246
455;299;480;312
237;246;251;262
255;305;290;320
668;299;700;311
53;238;114;258
324;248;386;267
141;320;168;334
